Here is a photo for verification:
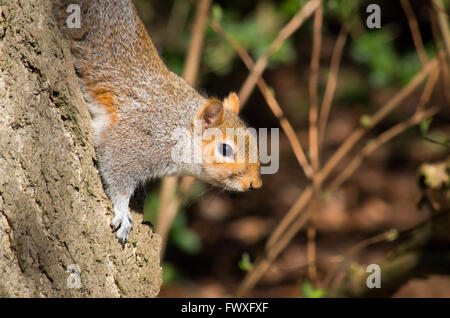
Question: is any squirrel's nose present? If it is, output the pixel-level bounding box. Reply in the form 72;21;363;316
249;178;262;190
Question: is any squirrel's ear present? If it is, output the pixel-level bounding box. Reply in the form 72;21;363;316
197;98;223;130
223;92;240;114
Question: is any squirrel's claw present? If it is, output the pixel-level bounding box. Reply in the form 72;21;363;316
112;214;123;231
117;226;131;244
112;208;132;244
114;218;132;244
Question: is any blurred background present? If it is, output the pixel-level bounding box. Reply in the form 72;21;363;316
134;0;450;297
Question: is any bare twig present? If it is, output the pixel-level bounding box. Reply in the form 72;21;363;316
327;207;450;297
328;68;442;193
306;2;323;282
236;194;312;297
430;8;450;105
308;27;349;281
325;229;400;288
316;58;438;185
209;20;314;178
238;105;440;297
306;224;318;281
432;0;450;62
400;0;429;66
183;0;212;84
309;3;323;172
157;0;211;258
318;25;348;148
160;1;320;251
237;59;439;296
156;176;178;256
238;0;321;106
328;106;441;192
415;67;440;114
266;187;313;250
166;0;191;47
267;58;438;252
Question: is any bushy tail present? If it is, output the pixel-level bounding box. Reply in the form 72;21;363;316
51;0;170;115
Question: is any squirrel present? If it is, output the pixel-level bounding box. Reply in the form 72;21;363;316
53;0;262;243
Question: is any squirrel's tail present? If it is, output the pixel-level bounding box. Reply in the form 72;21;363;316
52;1;155;54
51;0;170;117
51;0;202;141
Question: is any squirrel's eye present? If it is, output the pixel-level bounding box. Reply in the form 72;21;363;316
218;143;233;158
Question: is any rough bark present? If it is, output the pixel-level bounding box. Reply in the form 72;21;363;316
0;0;162;297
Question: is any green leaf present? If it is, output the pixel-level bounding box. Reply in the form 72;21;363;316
301;280;326;298
420;118;433;136
171;210;187;230
168;211;203;255
350;29;419;87
386;229;399;242
211;4;223;22
171;227;202;255
238;252;253;272
162;262;183;285
143;192;160;224
360;114;372;128
310;289;326;298
321;191;331;202
203;2;296;76
280;0;301;17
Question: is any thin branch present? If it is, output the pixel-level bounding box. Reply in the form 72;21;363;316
432;0;450;62
236;196;312;297
157;176;196;259
415;66;440;114
267;58;438;252
430;7;450;105
238;105;440;297
209;20;314;178
328;70;442;193
316;58;438;185
266;187;313;250
324;211;450;291
164;1;321;250
328;106;441;192
306;225;318;281
237;59;440;296
156;0;211;258
306;2;323;282
324;228;400;288
400;0;429;66
166;0;191;47
327;209;450;297
238;0;321;106
183;0;212;84
155;176;178;257
318;25;348;148
309;3;323;172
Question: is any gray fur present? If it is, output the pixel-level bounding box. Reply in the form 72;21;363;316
52;0;260;243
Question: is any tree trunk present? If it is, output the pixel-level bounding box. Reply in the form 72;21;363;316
0;0;162;297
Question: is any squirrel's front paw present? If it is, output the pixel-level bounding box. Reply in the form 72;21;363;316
112;209;132;244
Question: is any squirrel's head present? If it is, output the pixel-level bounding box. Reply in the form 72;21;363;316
192;93;262;192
